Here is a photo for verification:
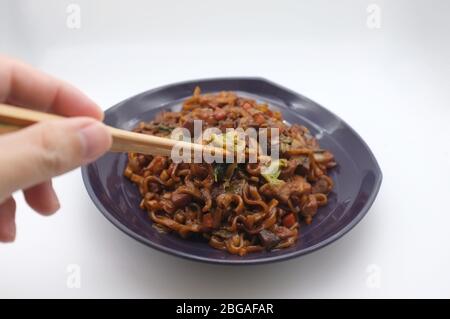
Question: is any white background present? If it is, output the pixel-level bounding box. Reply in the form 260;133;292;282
1;0;449;298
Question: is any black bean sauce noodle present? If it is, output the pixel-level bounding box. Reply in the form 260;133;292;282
124;87;336;255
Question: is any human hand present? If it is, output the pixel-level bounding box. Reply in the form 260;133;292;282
0;55;112;242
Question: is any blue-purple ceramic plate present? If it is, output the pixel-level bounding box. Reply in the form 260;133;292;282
81;78;382;265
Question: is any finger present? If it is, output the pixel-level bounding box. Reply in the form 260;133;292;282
23;180;60;216
0;54;103;120
0;196;16;243
0;117;112;202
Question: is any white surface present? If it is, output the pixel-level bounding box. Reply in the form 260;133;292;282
1;0;450;298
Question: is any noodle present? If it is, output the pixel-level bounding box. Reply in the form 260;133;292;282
124;87;336;255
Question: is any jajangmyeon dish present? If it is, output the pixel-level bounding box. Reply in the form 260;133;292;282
124;87;336;255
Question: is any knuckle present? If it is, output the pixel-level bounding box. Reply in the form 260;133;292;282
35;123;68;174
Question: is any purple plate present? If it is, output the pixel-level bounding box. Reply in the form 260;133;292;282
81;78;382;265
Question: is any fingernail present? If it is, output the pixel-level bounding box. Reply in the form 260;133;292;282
78;122;112;161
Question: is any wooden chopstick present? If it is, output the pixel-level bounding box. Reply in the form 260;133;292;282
0;103;232;159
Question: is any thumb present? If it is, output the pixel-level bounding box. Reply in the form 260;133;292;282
0;117;112;201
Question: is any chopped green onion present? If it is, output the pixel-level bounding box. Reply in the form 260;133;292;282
261;159;288;185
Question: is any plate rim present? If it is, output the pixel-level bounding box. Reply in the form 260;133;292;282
81;77;383;265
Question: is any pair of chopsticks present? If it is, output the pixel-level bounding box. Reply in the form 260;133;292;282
0;103;237;160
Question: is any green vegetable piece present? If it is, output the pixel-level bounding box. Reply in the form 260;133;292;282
261;158;288;185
